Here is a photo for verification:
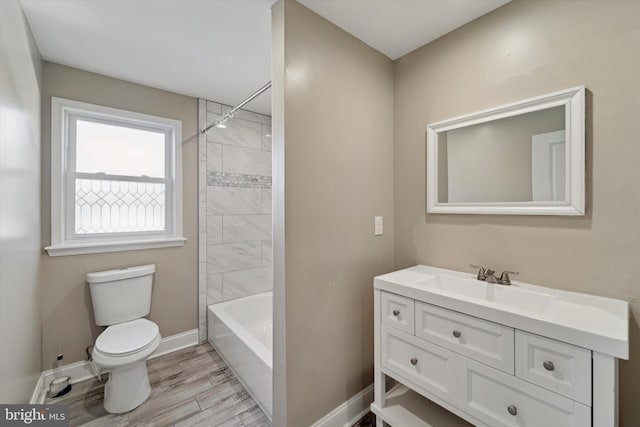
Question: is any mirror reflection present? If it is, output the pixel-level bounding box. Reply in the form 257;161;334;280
437;106;565;203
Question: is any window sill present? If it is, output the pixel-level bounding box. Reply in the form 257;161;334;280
45;237;186;257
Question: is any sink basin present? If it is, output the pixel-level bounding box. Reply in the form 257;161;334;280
375;264;629;360
417;274;555;314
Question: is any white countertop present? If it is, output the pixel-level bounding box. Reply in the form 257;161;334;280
374;265;629;359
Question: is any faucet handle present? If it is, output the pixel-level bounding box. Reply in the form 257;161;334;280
498;270;519;285
470;264;485;271
470;264;486;281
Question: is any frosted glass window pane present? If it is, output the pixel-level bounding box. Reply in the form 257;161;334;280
76;119;165;177
75;178;165;234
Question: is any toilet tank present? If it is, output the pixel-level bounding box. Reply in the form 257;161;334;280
87;264;155;326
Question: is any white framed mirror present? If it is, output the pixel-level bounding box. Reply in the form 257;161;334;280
426;86;585;216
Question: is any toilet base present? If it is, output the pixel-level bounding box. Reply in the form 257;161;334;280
103;360;151;413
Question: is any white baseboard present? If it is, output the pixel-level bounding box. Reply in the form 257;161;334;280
150;329;199;359
30;328;198;404
311;384;374;427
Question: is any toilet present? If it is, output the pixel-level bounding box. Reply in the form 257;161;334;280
87;264;161;414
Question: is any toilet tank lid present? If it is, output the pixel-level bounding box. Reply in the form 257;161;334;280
87;264;155;284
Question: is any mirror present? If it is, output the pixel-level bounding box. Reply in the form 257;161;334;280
427;86;585;215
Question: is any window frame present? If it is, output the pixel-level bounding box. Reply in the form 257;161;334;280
46;97;185;256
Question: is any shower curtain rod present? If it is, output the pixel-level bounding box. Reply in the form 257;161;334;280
201;81;272;135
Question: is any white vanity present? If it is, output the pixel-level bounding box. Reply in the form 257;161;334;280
371;265;629;427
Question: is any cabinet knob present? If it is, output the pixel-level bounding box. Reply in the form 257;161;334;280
392;309;400;316
543;361;555;371
410;358;418;366
507;405;517;416
452;330;461;338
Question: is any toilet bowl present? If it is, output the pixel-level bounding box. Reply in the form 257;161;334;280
92;318;161;413
86;264;160;413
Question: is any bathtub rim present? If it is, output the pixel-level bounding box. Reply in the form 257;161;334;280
207;291;273;370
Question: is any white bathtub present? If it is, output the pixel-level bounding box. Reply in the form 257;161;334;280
208;292;272;420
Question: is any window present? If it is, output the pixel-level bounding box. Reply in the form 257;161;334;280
46;97;185;256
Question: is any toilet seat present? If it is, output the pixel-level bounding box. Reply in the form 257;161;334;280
95;318;159;357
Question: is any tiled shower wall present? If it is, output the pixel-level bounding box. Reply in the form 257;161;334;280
198;99;272;341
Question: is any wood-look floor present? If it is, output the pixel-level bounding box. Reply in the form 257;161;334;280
45;343;271;427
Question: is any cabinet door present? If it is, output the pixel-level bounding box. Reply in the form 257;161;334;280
381;325;459;406
381;291;415;334
460;358;591;427
415;301;514;374
515;330;592;406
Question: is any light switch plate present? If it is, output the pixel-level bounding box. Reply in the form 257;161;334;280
374;216;383;236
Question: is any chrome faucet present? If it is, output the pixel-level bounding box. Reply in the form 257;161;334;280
470;265;519;286
484;268;500;284
470;264;487;281
497;270;519;286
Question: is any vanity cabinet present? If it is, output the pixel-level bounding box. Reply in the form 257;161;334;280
415;301;514;374
372;266;628;427
460;358;590;427
381;292;414;334
514;330;592;406
382;325;459;405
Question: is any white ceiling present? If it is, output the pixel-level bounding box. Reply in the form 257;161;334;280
19;0;274;114
19;0;509;115
298;0;510;60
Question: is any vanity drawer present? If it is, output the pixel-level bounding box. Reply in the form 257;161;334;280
461;358;590;427
381;292;414;334
381;325;459;406
415;302;514;374
515;330;592;406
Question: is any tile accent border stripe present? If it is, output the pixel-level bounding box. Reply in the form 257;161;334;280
207;172;272;189
30;329;199;404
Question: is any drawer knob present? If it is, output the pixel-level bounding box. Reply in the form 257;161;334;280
543;361;555;371
452;330;461;338
410;357;418;366
392;309;400;316
507;405;518;416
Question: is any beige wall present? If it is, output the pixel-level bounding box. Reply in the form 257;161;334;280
40;63;198;368
394;0;640;424
0;0;43;403
273;0;395;424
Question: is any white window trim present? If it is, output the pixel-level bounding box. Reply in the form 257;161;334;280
45;97;185;256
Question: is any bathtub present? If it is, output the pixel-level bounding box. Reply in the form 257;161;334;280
207;292;272;420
